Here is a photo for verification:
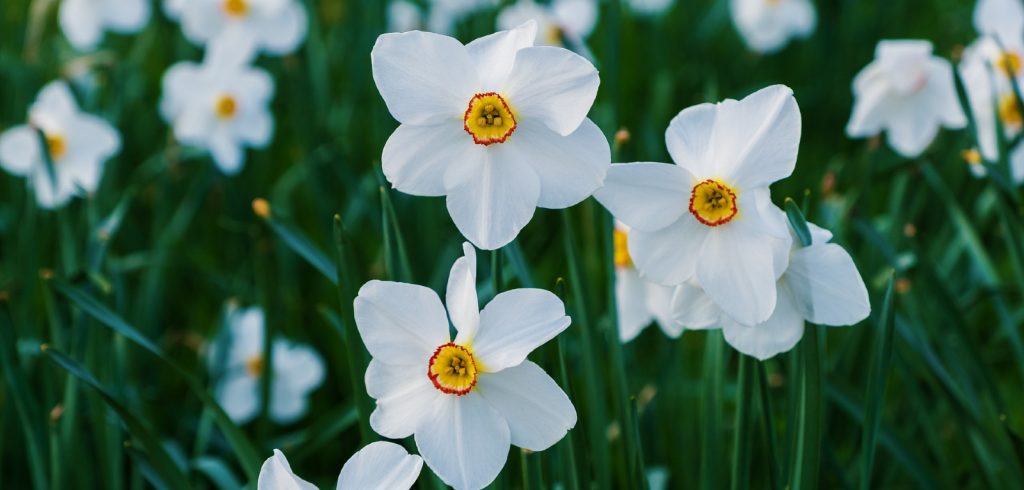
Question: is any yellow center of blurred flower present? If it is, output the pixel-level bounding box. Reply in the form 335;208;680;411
689;179;738;227
223;0;249;17
427;342;478;395
765;0;783;5
45;133;67;161
613;228;633;268
999;93;1022;127
545;25;563;45
997;51;1022;76
214;94;238;119
245;356;265;377
464;93;517;145
961;148;983;166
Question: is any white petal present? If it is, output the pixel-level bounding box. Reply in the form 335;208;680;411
669;282;721;329
415;392;511;490
354;280;451;362
444;145;541;250
337;442;423;490
215;374;259;424
69;114;121;163
366;360;442;439
885;107;940;158
159;62;200;121
269;377;310;424
102;0;151;33
226;307;266;365
272;341;325;391
722;284;805;361
708;85;800;188
257;449;317;490
60;0;103;50
922;59;967;129
697;222;778;326
665;102;716;178
57;157;104;196
0;126;42;176
553;0;598;38
371;30;478;125
628;215;708;285
30;165;77;209
473;289;570;372
252;1;308;55
785;243;870;326
209;129;245;175
503;46;600;136
516;118;609;209
1010;144;1024;184
644;280;682;337
845;63;892;137
32;81;79;121
974;0;1024;44
233;107;274;147
466;21;538;90
616;266;653;342
448;242;481;344
593;162;693;232
476;361;576;451
382;121;472;197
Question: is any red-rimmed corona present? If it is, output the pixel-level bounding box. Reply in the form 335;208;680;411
463;92;518;145
688;179;738;226
426;342;480;395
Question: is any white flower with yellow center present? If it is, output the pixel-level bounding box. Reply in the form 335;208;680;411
846;40;967;158
372;21;609;250
595;85;797;326
170;0;308;56
59;0;151;51
160;42;274;175
257;443;423;490
613;222;678;343
0;81;120;209
672;222;870;360
730;0;816;54
355;243;576;490
497;0;597;51
207;306;325;425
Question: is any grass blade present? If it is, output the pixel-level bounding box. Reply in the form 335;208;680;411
255;199;339;285
731;355;754;490
860;277;896;490
791;325;823;490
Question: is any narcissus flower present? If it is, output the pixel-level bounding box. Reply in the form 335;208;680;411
672;222;870;360
0;81;120;209
595;85;797;326
160;42;274;174
207;306;324;424
59;0;151;51
846;40;967;158
497;0;597;52
613;222;678;343
372;21;609;250
257;443;423;490
355;243;576;490
170;0;308;56
730;0;816;54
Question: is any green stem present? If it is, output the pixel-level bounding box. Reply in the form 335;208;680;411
730;355;754;490
792;326;823;490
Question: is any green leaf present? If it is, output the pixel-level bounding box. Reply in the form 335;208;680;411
192;457;243;490
0;310;48;490
860;276;896;490
784;198;812;247
260;205;339;285
791;325;822;490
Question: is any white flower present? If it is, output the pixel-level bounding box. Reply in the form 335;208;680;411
160;41;274;174
496;0;597;51
730;0;816;54
974;0;1024;45
388;0;424;33
173;0;308;56
59;0;151;51
625;0;675;16
672;222;870;360
959;37;1024;182
613;222;678;343
846;40;967;158
0;81;120;209
595;85;798;326
257;443;423;490
355;243;577;490
372;21;609;250
207;306;325;425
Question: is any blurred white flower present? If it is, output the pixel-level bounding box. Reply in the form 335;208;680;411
355;242;576;490
625;0;675;16
160;41;274;175
257;443;423;490
59;0;151;51
974;0;1024;45
427;0;500;34
846;40;967;158
672;222;870;360
208;307;325;425
959;36;1024;182
730;0;815;54
0;81;120;209
613;222;678;343
388;0;424;33
497;0;597;52
372;21;609;250
595;85;798;326
172;0;308;56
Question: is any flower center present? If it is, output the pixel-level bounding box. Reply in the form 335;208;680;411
545;25;563;45
961;148;983;166
223;0;249;17
613;228;632;268
689;179;738;227
463;93;517;146
45;133;67;161
245;356;265;377
427;342;479;395
214;94;238;119
997;51;1022;76
999;93;1022;128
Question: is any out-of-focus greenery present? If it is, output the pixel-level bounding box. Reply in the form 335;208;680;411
2;0;1023;489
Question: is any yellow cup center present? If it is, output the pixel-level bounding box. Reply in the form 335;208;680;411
997;51;1022;76
214;94;238;119
427;342;479;395
463;92;517;146
689;179;739;227
613;228;633;268
223;0;249;17
245;356;265;377
999;93;1022;128
45;133;67;161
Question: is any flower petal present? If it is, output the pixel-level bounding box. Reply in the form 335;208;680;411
708;85;801;188
336;442;423;490
722;284;805;361
257;449;317;490
449;242;481;344
627;215;708;285
502;46;600;136
102;0;151;33
366;360;442;439
252;1;308;55
645;280;682;337
60;0;103;50
785;243;870;326
382;121;473;197
473;289;570;372
516;118;609;209
670;281;721;329
476;360;576;451
593;162;692;232
0;126;42;176
415;392;511;490
209;129;245;175
215;374;259;424
616;266;653;342
354;280;451;362
70;114;121;163
32;81;79;121
371;30;478;125
466;21;538;90
697;222;778;326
